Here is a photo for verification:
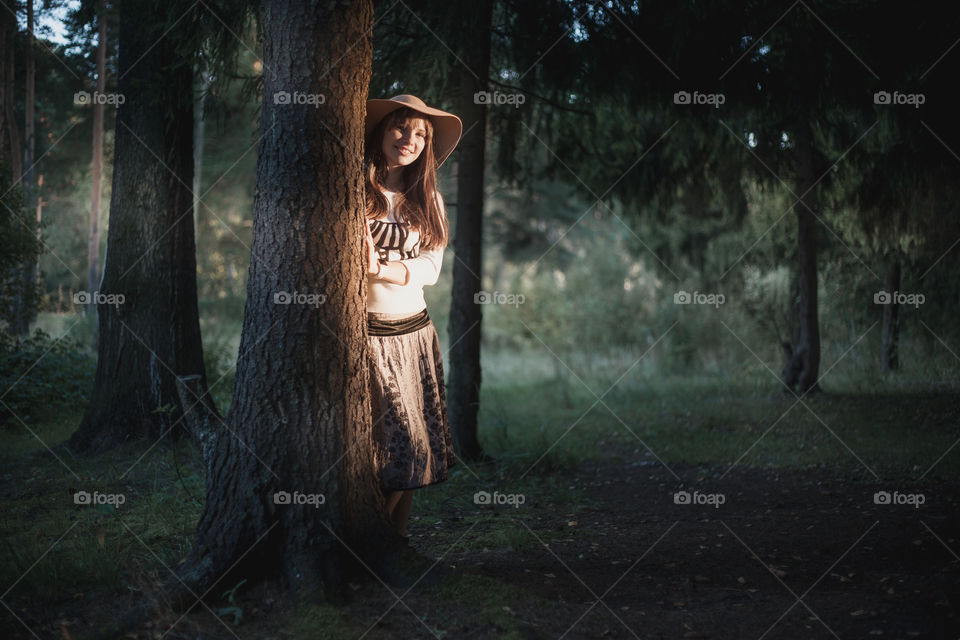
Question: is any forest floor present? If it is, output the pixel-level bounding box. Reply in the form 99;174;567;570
1;430;958;640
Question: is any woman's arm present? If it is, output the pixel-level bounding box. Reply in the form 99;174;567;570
398;246;443;286
373;260;412;285
372;245;443;286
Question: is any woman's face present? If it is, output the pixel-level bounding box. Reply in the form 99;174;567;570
380;116;428;169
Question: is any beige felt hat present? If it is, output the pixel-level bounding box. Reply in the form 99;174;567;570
365;94;462;168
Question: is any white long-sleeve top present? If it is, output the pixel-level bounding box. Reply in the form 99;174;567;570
366;190;445;314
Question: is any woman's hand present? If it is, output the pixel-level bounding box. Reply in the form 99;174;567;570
365;222;381;277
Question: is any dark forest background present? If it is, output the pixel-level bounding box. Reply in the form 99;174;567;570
1;1;958;638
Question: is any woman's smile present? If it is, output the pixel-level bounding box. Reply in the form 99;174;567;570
382;118;428;167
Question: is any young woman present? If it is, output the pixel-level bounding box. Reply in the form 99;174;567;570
362;94;461;540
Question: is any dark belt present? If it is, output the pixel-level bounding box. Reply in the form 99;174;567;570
368;308;430;336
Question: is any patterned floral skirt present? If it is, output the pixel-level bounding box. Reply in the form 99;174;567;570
368;309;456;491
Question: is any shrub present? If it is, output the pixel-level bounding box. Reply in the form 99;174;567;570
0;328;95;428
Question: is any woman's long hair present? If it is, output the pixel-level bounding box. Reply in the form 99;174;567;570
364;107;448;250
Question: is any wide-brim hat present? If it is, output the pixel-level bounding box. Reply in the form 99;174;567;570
365;94;462;168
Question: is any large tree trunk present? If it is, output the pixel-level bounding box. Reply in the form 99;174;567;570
69;0;216;454
87;0;106;316
176;0;395;604
781;120;821;395
881;258;900;372
447;0;492;460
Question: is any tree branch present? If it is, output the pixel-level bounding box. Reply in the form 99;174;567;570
485;78;595;117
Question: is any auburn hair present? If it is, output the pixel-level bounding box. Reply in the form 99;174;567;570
364;107;448;250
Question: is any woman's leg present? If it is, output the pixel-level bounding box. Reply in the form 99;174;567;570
385;489;403;516
392;490;414;537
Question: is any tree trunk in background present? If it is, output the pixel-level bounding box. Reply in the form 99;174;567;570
69;0;215;454
0;0;38;335
178;0;393;603
87;0;106;316
193;58;208;243
881;258;900;372
23;0;32;188
9;0;35;335
781;120;821;395
0;0;11;177
447;0;492;461
2;0;21;183
23;0;36;331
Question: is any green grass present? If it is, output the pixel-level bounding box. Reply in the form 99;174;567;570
289;601;370;639
431;572;556;638
0;405;78;460
0;431;205;600
474;349;960;480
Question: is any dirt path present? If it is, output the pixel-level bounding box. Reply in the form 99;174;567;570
377;460;960;639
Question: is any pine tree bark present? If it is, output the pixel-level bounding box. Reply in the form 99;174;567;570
87;0;106;316
176;0;396;604
881;258;900;372
447;0;492;460
781;120;822;395
69;0;215;453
